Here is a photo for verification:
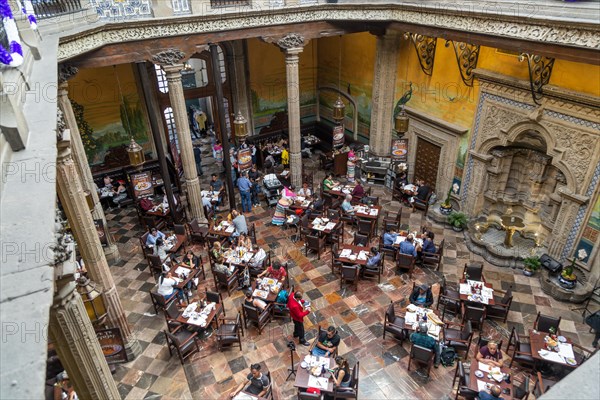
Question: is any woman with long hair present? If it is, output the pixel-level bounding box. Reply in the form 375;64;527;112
331;356;351;388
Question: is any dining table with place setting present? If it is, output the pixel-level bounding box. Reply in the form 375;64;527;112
469;359;515;400
529;330;579;368
459;280;495;305
294;354;336;393
223;246;255;267
163;233;186;255
176;299;218;330
201;190;221;205
338;245;371;266
209;220;236;238
403;304;444;340
328;184;356;198
290;196;313;211
393;232;424;248
310;217;339;235
354;205;381;220
251;277;282;303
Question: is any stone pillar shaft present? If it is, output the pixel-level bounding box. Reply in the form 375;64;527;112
163;65;206;222
57;82;120;263
369;32;402;156
284;48;303;188
56;133;134;345
50;277;120;400
230;40;255;135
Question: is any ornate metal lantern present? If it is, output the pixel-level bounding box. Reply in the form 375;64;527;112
332;97;345;122
233;111;248;143
126;137;145;167
76;277;108;326
395;110;409;134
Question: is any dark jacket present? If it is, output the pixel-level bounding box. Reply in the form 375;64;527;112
409;287;434;307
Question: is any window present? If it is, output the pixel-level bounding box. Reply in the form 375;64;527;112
182;58;209;89
163;107;179;153
172;0;191;14
154;65;168;94
217;46;226;83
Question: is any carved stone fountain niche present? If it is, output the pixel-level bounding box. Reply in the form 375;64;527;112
465;131;564;268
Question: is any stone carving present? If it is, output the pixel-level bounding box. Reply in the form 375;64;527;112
57;7;600;61
51;210;74;266
550;124;596;187
277;34;305;50
152;48;186;65
56;108;66;141
90;0;152;20
478;105;521;145
58;64;79;83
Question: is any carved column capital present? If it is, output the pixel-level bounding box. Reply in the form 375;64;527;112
152;48;187;66
58;64;79;84
277;33;306;50
162;63;185;77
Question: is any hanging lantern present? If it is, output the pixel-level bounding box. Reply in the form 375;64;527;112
395;109;409;134
76;277;107;326
84;190;94;211
126;137;145;167
332;97;345;122
233;111;248;143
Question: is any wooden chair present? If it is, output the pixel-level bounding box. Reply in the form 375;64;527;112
363;195;379;206
461;303;486;331
308;325;339;358
173;223;188;246
216;312;243;351
272;284;293;321
353;232;369;247
242;303;273;335
378;236;397;262
412;191;432;215
331;361;359;400
326;222;344;248
163;300;183;332
213;269;239;296
533;371;557;397
188;218;209;247
331;244;341;273
148;254;164;278
452;361;478;400
298;391;322;400
513;375;531;400
143;215;167;232
340;210;356;227
422;239;444;271
486;286;513;323
249;223;257;245
463;263;484;282
443;320;473;360
340;265;359;291
164;326;201;365
149;289;177;315
507;327;535;369
437;276;461;320
572;343;597;365
361;253;384;283
139;232;153;262
383;302;406;343
206;289;226;319
305;234;326;259
396;253;415;278
357;219;375;242
534;312;561;333
407;344;435;378
327;208;341;220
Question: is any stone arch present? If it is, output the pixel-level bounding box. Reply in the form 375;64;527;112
477;120;578;194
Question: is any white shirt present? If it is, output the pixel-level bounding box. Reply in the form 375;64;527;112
251;248;267;267
298;188;312;197
157;277;176;296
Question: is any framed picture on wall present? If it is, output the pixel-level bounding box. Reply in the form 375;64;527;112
333;125;345;148
391;138;408;161
96;328;128;364
131;171;154;199
238;148;252;172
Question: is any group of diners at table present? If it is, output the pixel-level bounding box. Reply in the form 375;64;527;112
136;170;596;400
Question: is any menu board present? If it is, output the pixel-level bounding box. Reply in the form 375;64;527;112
238;147;253;172
333;124;345;148
94;219;108;247
391;138;408;161
130;171;154;199
96;327;127;364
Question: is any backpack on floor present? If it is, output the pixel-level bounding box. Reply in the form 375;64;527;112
440;346;457;367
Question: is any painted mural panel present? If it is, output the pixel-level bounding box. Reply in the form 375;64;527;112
575;195;600;266
68;64;151;170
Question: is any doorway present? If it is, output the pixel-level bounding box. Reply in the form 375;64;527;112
414;137;441;190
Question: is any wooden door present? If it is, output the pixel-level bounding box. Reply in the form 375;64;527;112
414;137;441;190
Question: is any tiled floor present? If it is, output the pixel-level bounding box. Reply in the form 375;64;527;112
106;145;598;399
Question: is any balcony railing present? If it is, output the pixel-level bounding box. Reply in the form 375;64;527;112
32;0;84;20
211;0;251;7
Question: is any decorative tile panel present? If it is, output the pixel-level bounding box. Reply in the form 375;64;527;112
91;0;153;20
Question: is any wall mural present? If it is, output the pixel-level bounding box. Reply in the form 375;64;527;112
68;64;151;170
575;195;600;265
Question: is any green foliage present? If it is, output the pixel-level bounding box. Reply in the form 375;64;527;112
447;211;468;228
442;188;453;207
70;99;98;160
523;256;541;271
119;97;146;140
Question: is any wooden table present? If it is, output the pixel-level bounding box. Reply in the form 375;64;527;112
293;356;335;393
290;199;313;211
209;221;235;238
223;248;255;268
176;299;219;329
234;391;268;400
338;245;370;266
166;234;186;254
328;184;355;198
310;218;339;235
401;308;443;340
529;330;578;369
459;280;495;306
251;278;281;303
146;207;170;218
468;357;514;399
354;205;381;221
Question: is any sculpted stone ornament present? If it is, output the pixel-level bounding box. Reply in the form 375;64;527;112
277;34;305;50
58;64;78;83
52;210;74;266
56;108;66;141
152;48;186;65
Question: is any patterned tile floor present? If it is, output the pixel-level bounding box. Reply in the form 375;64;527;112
105;148;598;400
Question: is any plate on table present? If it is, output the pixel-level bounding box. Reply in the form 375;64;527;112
474;370;484;378
557;336;567;343
300;361;308;369
565;357;577;366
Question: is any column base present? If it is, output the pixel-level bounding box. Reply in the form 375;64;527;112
103;243;121;264
124;337;142;362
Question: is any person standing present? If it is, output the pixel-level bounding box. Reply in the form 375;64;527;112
288;290;311;346
248;165;262;207
193;144;203;176
237;172;253;213
281;146;289;169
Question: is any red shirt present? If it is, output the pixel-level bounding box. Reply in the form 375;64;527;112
288;292;310;322
267;266;287;281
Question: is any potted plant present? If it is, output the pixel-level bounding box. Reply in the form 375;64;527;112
558;249;587;289
440;188;453;215
522;256;541;276
448;211;468;232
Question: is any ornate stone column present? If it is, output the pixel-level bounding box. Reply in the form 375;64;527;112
153;49;206;222
229;40;255;135
277;34;306;188
463;150;493;215
49;216;120;400
547;190;588;260
369;31;402;156
56;130;140;360
57;67;120;263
